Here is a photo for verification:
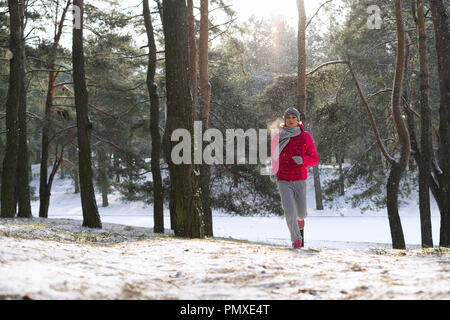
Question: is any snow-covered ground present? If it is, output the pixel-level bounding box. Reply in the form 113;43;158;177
28;164;442;249
0;218;448;300
0;165;448;300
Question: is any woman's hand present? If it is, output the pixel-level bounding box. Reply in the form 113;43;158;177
292;156;303;165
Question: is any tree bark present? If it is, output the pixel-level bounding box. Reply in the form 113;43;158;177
385;0;409;249
309;117;323;210
429;0;450;247
1;0;21;218
143;0;164;234
73;0;102;229
74;167;80;193
199;0;213;237
187;0;198;120
313;165;324;210
156;0;177;230
386;163;406;249
16;0;32;217
97;147;109;207
163;0;203;238
337;151;345;196
416;0;433;247
296;0;307;119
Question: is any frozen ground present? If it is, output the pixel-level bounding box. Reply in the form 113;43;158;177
0;164;447;300
0;218;448;300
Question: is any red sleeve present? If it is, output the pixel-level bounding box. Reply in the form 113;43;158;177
302;132;319;167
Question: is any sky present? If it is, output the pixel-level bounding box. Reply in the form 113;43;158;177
228;0;327;26
20;0;339;51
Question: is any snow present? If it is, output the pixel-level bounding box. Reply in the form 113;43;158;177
0;164;448;300
0;218;449;300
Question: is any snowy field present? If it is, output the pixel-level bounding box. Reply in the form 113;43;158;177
0;165;448;300
0;218;448;300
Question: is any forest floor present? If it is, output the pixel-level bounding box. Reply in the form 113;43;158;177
0;218;449;300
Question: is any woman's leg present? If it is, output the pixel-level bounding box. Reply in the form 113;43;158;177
293;180;307;220
277;180;302;243
292;180;307;247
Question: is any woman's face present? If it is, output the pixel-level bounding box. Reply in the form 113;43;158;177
285;114;298;128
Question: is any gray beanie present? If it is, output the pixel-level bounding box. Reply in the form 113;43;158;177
283;107;300;120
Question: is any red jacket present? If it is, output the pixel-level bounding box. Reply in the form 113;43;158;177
271;124;319;181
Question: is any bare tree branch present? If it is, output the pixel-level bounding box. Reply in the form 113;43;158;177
306;0;332;29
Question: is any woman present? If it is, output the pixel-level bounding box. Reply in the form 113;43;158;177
271;107;319;249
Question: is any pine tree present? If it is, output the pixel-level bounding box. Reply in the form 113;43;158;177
429;0;450;247
73;0;102;228
162;0;203;238
415;0;433;247
39;0;71;218
143;0;164;234
1;0;21;218
199;0;213;237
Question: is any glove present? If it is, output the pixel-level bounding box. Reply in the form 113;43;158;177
292;156;303;165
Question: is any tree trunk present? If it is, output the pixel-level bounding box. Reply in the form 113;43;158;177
39;0;71;218
73;0;102;229
157;0;177;230
406;100;442;227
296;0;307;119
309;118;323;210
429;0;450;247
313;165;324;210
97;148;109;207
16;0;32;218
162;114;176;229
143;0;164;234
39;70;53;218
74;168;80;194
199;0;213;237
387;163;406;249
1;0;21;218
337;151;345;196
187;0;198;120
416;0;433;247
385;0;409;249
163;0;203;238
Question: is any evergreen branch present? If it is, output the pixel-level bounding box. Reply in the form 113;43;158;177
306;59;398;165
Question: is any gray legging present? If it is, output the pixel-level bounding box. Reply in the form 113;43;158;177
276;180;307;243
